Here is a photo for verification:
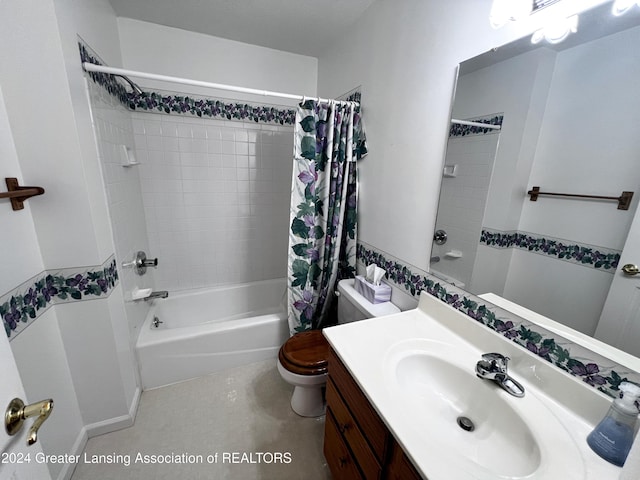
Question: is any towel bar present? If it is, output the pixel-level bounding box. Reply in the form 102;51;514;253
527;186;633;210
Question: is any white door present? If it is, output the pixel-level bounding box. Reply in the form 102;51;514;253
595;202;640;357
0;85;52;478
0;333;51;480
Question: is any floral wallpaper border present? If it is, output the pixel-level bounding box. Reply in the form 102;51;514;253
337;87;362;105
1;256;119;341
449;114;504;137
79;42;298;126
356;241;640;398
480;228;621;272
79;43;130;107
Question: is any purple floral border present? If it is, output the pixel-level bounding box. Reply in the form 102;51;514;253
1;257;119;340
127;92;296;124
450;114;503;137
356;242;639;398
79;43;297;125
338;89;361;104
480;228;621;272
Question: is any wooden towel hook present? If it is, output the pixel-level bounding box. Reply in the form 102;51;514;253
0;177;45;211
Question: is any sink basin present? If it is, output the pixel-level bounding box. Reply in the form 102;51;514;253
385;339;585;480
394;348;540;477
323;293;615;479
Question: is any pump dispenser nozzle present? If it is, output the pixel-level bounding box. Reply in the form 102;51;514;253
619;382;640;414
587;381;640;466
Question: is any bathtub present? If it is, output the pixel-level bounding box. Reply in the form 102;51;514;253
429;269;466;288
136;278;289;389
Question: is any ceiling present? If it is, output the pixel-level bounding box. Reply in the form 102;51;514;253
107;0;376;57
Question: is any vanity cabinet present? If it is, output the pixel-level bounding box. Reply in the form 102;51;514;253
324;348;423;480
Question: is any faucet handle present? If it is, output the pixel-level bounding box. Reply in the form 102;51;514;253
122;251;158;276
480;353;509;372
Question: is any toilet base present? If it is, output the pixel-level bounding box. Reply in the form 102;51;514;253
290;385;326;417
277;359;327;417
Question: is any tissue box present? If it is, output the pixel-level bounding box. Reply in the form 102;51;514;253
354;275;392;304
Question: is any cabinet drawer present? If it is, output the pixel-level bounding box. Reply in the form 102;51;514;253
324;409;364;480
386;440;424;480
326;378;382;480
328;349;389;462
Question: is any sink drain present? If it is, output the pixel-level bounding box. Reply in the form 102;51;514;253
457;416;475;432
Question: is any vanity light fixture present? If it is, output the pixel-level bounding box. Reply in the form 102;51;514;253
612;0;640;16
489;0;533;28
531;14;579;44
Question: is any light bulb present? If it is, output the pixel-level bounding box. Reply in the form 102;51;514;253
531;14;579;45
612;0;640;16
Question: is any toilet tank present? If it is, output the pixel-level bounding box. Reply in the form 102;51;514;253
337;279;400;324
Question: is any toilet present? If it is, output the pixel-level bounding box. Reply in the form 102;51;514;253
277;278;400;417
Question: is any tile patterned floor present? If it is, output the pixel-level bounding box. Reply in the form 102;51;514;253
71;359;331;479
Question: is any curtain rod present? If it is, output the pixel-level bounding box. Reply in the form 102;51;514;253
82;63;358;105
451;118;501;130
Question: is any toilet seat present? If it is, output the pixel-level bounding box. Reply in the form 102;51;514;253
278;330;329;376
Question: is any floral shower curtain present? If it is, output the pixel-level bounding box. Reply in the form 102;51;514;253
287;99;367;334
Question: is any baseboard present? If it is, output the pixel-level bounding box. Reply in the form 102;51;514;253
55;387;141;480
85;386;141;437
56;427;88;480
128;386;141;422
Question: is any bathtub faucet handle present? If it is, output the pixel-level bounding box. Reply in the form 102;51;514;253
122;251;159;276
142;257;158;268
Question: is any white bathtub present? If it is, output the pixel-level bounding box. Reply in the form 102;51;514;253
429;269;466;288
136;278;289;389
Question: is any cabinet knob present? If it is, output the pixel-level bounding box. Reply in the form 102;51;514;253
339;422;351;434
339;457;349;467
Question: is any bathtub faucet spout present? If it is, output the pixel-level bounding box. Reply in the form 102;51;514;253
145;291;169;301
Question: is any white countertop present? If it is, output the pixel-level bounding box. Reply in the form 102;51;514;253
323;292;622;480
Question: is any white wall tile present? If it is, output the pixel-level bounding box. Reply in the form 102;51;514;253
143;120;162;136
432;133;499;287
87;80;154;341
208;139;222;153
177;124;193;138
146;135;164;151
132;117;293;291
192;138;208;153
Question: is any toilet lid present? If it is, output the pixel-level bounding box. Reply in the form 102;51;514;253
280;330;329;375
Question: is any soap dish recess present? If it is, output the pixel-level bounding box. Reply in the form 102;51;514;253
120;145;140;167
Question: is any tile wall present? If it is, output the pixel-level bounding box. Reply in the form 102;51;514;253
87;77;154;338
431;131;499;287
131;112;294;292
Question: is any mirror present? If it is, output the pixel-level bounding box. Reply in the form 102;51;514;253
432;1;640;359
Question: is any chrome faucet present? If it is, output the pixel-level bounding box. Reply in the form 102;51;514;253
144;291;169;301
476;353;525;397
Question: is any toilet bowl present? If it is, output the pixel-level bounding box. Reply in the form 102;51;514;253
278;278;400;417
277;330;329;417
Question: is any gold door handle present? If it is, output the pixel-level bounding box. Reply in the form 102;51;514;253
5;398;53;446
622;264;640;276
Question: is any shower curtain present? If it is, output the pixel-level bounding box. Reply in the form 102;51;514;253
287;99;367;334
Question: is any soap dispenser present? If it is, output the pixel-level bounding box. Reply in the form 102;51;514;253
587;382;640;466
